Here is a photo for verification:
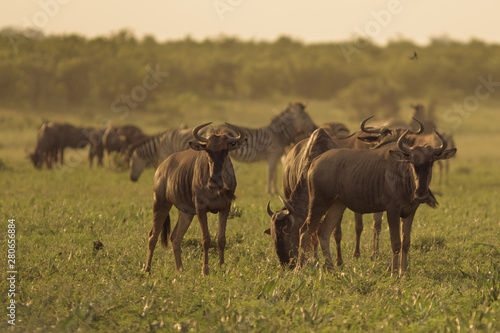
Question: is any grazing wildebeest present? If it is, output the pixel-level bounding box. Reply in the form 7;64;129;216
31;121;99;168
128;126;198;182
30;121;61;169
144;122;247;275
214;102;317;195
267;128;339;267
102;125;148;154
297;130;456;276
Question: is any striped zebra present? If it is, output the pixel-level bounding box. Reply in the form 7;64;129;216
216;102;317;194
128;126;194;181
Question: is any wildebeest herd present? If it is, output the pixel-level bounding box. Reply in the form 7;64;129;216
30;102;456;276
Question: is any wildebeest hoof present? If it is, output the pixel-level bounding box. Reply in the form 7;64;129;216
202;266;210;276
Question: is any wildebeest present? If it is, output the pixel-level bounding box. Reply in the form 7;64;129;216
30;121;61;169
128;126;198;182
144;122;247;275
323;116;424;259
365;110;456;185
297;130;456;276
267;128;339;267
410;103;456;184
214;102;317;195
102;125;148;154
30;121;92;167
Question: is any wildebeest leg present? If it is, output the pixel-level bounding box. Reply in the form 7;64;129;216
266;156;280;195
42;150;52;169
145;200;173;273
59;148;64;165
386;209;402;276
298;196;331;269
372;212;383;260
311;232;319;262
197;210;211;275
171;212;195;272
437;160;443;185
353;212;363;258
97;149;104;167
217;206;230;268
444;159;449;185
400;214;415;277
318;201;347;270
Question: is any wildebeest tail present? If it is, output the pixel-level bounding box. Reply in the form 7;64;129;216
160;214;171;248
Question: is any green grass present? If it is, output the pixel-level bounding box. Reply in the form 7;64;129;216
0;98;499;332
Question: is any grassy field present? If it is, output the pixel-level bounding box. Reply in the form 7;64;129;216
1;99;499;332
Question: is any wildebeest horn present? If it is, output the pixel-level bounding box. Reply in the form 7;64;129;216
278;195;294;214
192;122;211;142
266;200;274;217
360;116;384;134
397;130;412;154
410;117;424;134
432;129;447;154
224;122;243;142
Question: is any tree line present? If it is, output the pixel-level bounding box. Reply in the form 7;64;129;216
1;27;499;118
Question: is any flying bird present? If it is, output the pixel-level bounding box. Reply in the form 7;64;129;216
410;51;418;60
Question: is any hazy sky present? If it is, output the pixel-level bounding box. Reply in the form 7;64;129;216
2;1;499;44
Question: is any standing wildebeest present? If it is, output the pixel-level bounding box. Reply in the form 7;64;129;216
144;122;247;275
214;102;317;195
30;121;61;169
102;125;148;154
366;108;457;185
297;130;456;276
128;126;198;182
410;103;456;184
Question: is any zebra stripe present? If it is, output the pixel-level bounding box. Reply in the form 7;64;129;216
128;127;195;181
218;102;317;163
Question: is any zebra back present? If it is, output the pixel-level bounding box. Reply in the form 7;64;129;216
214;102;317;163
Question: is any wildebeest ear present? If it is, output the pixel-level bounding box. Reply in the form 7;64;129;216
436;148;457;160
264;228;271;235
389;150;410;161
189;141;207;151
229;137;248;151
